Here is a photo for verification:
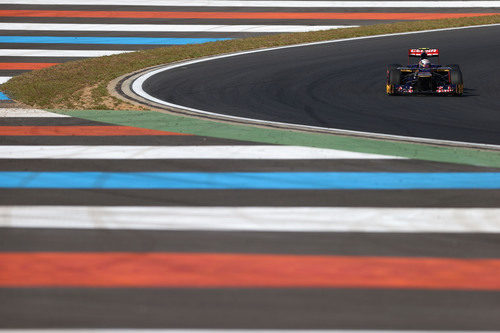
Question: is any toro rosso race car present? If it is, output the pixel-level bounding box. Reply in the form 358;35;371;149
386;48;464;96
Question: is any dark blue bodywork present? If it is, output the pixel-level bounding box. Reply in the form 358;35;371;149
394;64;456;95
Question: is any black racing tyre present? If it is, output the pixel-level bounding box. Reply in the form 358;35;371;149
447;64;463;96
449;68;463;85
387;64;402;82
388;68;401;85
386;65;401;95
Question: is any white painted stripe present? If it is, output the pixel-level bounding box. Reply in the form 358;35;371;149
0;23;356;33
0;330;494;333
2;206;500;233
0;0;498;8
0;146;403;159
132;23;500;150
0;331;495;333
0;109;69;117
0;49;131;57
0;76;11;84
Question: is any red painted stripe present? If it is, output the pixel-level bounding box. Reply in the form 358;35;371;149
0;63;58;70
0;126;189;136
0;10;496;20
2;253;500;289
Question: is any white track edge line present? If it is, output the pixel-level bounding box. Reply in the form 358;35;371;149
0;331;497;333
132;23;500;151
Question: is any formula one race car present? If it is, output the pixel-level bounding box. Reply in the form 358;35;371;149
386;48;463;96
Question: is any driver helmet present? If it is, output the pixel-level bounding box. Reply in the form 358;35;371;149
419;59;431;68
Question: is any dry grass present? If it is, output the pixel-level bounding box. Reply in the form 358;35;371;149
2;15;499;110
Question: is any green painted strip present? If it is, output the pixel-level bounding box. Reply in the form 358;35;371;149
56;109;500;168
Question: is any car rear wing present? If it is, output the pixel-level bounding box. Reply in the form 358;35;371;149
408;48;439;64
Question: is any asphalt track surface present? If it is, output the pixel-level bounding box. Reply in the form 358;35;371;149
143;25;500;145
2;288;500;329
2;2;500;331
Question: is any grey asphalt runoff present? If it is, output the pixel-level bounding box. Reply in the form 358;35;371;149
2;158;498;171
0;135;261;145
0;18;395;26
0;117;116;126
3;228;500;257
1;288;500;329
143;25;500;145
3;189;500;207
